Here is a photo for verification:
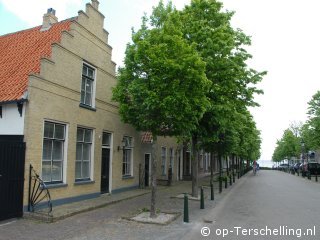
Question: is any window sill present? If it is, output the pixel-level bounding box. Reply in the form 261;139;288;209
74;180;95;185
44;183;68;189
122;175;134;180
79;103;96;112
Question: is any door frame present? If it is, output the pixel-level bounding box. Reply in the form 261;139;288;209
101;132;113;194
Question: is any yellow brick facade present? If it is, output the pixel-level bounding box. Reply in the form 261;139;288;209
21;1;183;207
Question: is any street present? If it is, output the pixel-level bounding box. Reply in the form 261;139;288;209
1;170;319;240
184;170;320;240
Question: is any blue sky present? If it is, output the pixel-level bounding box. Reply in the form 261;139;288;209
1;0;320;160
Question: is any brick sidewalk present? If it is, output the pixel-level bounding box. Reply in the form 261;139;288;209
24;172;221;222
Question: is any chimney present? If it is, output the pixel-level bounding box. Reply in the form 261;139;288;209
91;0;99;10
41;8;58;31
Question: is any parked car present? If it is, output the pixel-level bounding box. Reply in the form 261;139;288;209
277;163;290;170
299;162;320;175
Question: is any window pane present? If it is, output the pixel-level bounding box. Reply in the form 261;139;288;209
42;161;51;182
52;141;63;160
81;91;85;104
86;80;93;92
85;93;92;106
52;161;62;181
77;128;84;142
76;143;82;161
88;68;94;78
81;77;86;90
82;65;87;75
54;124;65;139
83;144;91;161
84;129;92;143
44;122;54;138
102;132;111;146
122;162;126;175
75;162;82;179
42;140;52;160
82;161;90;179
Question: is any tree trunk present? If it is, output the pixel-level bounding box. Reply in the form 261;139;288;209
210;151;214;185
219;152;222;193
150;135;157;218
226;156;229;176
191;135;198;198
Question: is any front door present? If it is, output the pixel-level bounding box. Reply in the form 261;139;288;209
101;148;110;193
144;154;150;187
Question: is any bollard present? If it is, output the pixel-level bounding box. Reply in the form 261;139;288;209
200;187;204;209
237;171;240;179
229;174;232;186
210;183;214;200
307;172;311;180
233;172;235;183
297;171;299;176
184;193;189;223
224;177;228;189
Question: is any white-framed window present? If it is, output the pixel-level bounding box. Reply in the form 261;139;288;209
161;147;167;175
169;148;174;170
199;150;204;169
81;63;95;107
122;136;133;176
42;121;66;183
204;153;208;171
76;127;93;181
102;132;112;147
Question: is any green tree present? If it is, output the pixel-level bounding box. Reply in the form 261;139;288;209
272;129;300;162
306;91;320;148
178;0;265;193
112;3;209;217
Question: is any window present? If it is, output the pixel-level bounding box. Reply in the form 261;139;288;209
161;147;167;175
42;121;66;183
122;136;133;176
169;148;174;170
81;64;95;107
199;151;204;169
76;127;93;180
102;132;111;147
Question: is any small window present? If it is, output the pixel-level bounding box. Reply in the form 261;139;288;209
102;132;111;147
81;64;95;107
122;136;133;177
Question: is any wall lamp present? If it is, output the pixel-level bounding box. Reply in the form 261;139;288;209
117;138;126;151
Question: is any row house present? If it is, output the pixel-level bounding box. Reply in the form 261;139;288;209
0;1;191;220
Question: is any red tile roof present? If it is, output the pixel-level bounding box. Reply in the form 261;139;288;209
141;132;153;143
0;20;72;103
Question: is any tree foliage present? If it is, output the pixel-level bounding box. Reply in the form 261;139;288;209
272;128;300;162
112;1;210;217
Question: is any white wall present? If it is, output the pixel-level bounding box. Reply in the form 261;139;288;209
0;103;25;135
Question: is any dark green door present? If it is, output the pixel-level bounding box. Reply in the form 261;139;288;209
101;148;110;193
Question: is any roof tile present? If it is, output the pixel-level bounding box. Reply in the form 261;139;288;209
0;20;72;103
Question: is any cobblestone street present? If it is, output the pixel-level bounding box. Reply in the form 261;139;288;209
0;173;238;240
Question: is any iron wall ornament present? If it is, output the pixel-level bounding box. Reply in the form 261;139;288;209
28;164;52;215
